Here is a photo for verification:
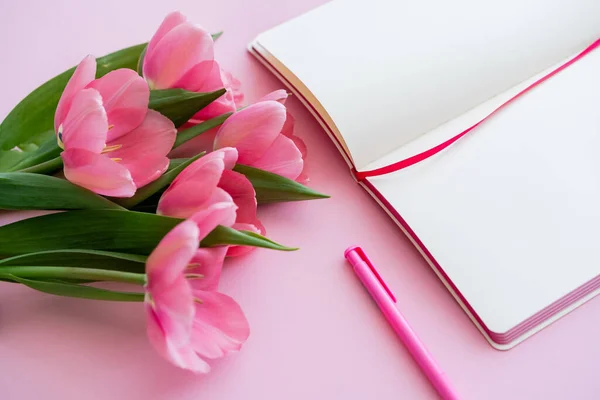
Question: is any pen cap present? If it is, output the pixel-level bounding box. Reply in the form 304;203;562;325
344;246;363;266
344;246;396;302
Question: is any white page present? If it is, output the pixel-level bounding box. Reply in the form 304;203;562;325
255;0;600;169
362;54;574;171
368;47;600;334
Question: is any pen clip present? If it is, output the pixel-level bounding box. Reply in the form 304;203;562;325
354;247;397;303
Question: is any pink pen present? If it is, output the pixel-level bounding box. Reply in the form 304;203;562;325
345;246;460;400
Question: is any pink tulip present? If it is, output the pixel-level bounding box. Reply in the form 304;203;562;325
156;148;237;219
281;111;309;183
143;11;243;122
145;215;249;373
258;90;308;183
190;67;244;122
55;55;176;197
157;148;263;255
213;92;307;182
219;168;266;257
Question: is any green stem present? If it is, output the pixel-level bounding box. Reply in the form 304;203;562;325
18;156;63;174
0;266;146;285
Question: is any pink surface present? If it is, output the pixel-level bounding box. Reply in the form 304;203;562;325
0;1;599;399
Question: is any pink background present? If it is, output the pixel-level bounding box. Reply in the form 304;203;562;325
1;1;599;399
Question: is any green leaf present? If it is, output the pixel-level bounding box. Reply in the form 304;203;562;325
212;31;224;41
0;147;29;172
0;266;145;285
7;136;60;172
0;172;125;210
0;210;179;257
0;43;147;171
233;164;329;203
116;152;205;209
168;158;187;170
2;274;144;302
17;155;63;174
149;88;226;128
0;249;146;274
1;131;58;172
174;112;232;148
202;226;297;251
0;210;294;257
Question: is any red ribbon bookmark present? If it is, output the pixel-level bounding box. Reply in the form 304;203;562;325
354;38;600;181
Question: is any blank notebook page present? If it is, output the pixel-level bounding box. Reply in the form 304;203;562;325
369;48;600;334
254;0;600;169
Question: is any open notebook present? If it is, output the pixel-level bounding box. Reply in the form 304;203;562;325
249;0;600;349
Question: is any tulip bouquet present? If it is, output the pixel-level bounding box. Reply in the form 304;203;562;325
0;12;327;373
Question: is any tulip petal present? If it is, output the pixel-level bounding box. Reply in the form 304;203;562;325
143;23;214;89
250;134;304;181
108;110;176;158
86;69;150;141
279;112;309;182
157;157;226;219
146;273;194;349
188;190;238;237
220;147;238;170
60;88;108;153
218;170;258;226
281;111;295;139
187;247;228;291
125;156;170;188
146;298;209;373
280;112;309;182
157;149;238;220
295;165;310;184
61;148;135;197
214;101;286;164
170;149;229;187
172;60;220;93
146;219;199;292
258;89;288;103
157;184;218;220
192;65;240;121
145;219;208;373
146;11;187;61
55;55;96;132
291;136;307;160
223;69;244;106
108;110;176;187
193;90;237;122
190;290;250;359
